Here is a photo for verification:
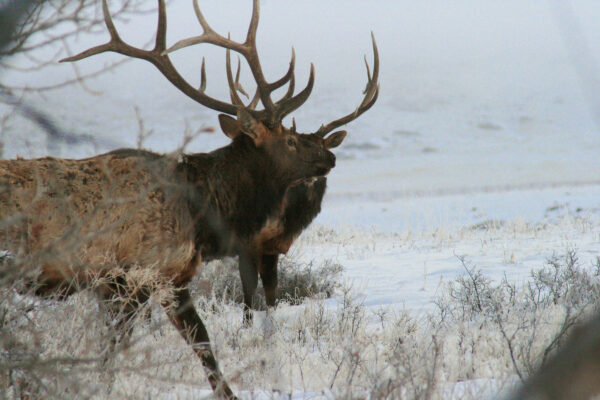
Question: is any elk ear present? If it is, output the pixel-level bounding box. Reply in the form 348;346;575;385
218;114;241;139
324;130;347;149
237;109;269;142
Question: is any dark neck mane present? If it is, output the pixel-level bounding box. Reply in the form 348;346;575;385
181;136;287;244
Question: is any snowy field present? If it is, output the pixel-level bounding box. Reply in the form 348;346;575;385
2;0;600;398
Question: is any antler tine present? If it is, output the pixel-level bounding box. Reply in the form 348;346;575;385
199;57;206;92
59;0;124;63
245;0;260;46
102;0;120;41
163;0;281;118
192;0;213;34
273;48;296;104
363;31;379;99
235;56;250;98
241;0;292;111
313;32;380;137
276;71;295;104
155;0;167;51
363;55;372;92
248;89;261;110
275;63;315;123
164;0;246;55
226;49;244;106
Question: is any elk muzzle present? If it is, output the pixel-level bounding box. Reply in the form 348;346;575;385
314;150;336;176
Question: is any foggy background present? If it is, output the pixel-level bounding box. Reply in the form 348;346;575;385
2;0;600;223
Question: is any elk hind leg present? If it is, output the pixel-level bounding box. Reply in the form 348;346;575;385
164;287;236;399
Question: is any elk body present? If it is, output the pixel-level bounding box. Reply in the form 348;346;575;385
0;0;379;398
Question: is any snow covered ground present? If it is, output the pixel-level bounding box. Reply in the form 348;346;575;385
2;0;600;398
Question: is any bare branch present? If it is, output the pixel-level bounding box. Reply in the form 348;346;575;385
1;0;148;93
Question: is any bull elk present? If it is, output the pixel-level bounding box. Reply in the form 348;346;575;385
169;12;379;325
0;0;379;398
201;75;379;324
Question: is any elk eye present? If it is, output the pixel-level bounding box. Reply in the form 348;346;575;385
287;138;297;147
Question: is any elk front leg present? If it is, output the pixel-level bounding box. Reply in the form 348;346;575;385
164;287;236;400
259;254;279;308
238;251;259;325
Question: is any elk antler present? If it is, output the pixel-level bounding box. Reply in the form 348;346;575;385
313;32;380;137
61;1;377;131
60;0;310;126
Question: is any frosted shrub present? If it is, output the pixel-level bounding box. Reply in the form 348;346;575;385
0;259;184;399
0;286;110;399
435;251;600;382
530;251;600;311
366;251;600;399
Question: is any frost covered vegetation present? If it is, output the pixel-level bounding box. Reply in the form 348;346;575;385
2;0;600;398
2;245;599;399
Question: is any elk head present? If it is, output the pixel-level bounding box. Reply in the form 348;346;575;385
218;110;336;183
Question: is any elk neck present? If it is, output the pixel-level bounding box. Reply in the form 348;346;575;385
179;136;289;241
282;176;328;235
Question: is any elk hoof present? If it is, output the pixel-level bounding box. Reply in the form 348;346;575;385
242;308;253;327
